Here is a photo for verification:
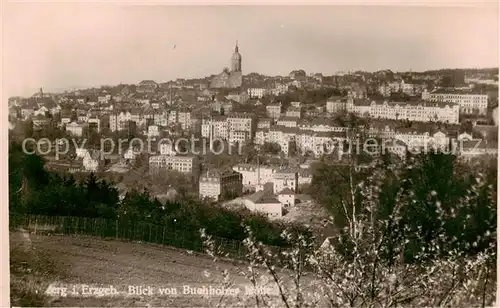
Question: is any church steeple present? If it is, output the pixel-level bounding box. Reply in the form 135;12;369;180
231;41;242;72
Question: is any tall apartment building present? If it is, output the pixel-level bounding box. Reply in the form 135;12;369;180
201;116;229;140
227;113;255;142
346;98;460;124
266;103;282;120
153;111;168;127
88;116;101;133
295;130;345;157
326;96;347;113
202;113;255;144
167;110;178;124
177;110;192;130
255;126;298;156
272;169;298;194
272;83;289;96
199;169;243;201
232;164;276;188
109;110;132;131
228;131;249;145
428;90;488;115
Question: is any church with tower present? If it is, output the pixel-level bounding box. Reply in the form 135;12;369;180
209;42;243;89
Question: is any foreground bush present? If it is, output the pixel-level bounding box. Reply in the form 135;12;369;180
201;154;496;307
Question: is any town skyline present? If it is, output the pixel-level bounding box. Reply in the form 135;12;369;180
3;3;498;97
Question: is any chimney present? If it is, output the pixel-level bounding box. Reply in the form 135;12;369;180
257;154;260;186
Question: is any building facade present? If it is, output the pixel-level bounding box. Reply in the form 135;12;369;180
199;170;243;201
346;98;460;124
243;191;283;219
272;170;298;194
326;97;347;113
149;155;198;174
233;164;276;188
247;88;270;98
266;103;282;120
428;91;488;115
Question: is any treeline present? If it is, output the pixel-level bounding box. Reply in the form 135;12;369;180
9;141;309;247
309;152;497;263
423;67;498;75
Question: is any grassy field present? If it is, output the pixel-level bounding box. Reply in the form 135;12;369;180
9;231;320;307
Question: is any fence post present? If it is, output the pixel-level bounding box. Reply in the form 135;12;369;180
149;224;152;242
115;220;118;239
162;227;165;245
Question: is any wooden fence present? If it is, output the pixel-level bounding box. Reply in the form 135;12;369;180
9;213;292;263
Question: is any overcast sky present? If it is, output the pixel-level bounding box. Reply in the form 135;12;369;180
3;3;498;97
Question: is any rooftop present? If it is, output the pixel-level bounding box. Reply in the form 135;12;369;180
278;187;295;195
246;190;281;204
277;116;299;122
431;89;489;96
354;99;459;108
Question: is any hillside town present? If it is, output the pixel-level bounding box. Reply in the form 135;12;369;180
8;43;499;222
7;1;500;306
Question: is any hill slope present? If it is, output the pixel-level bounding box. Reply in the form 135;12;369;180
10;232;319;307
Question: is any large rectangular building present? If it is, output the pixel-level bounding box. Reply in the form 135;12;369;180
149;155;199;174
273;169;298;194
232;164;276;188
326;96;347;113
199;169;243;201
202;113;255;144
428;90;488;115
346;98;460;124
266;103;282;120
247;88;270;98
201;116;229;140
227;113;255;140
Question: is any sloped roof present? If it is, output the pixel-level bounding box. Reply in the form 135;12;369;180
277;116;299;122
246;190;281;204
278;187;295;195
33;114;47;120
353;99;372;107
138;80;158;86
